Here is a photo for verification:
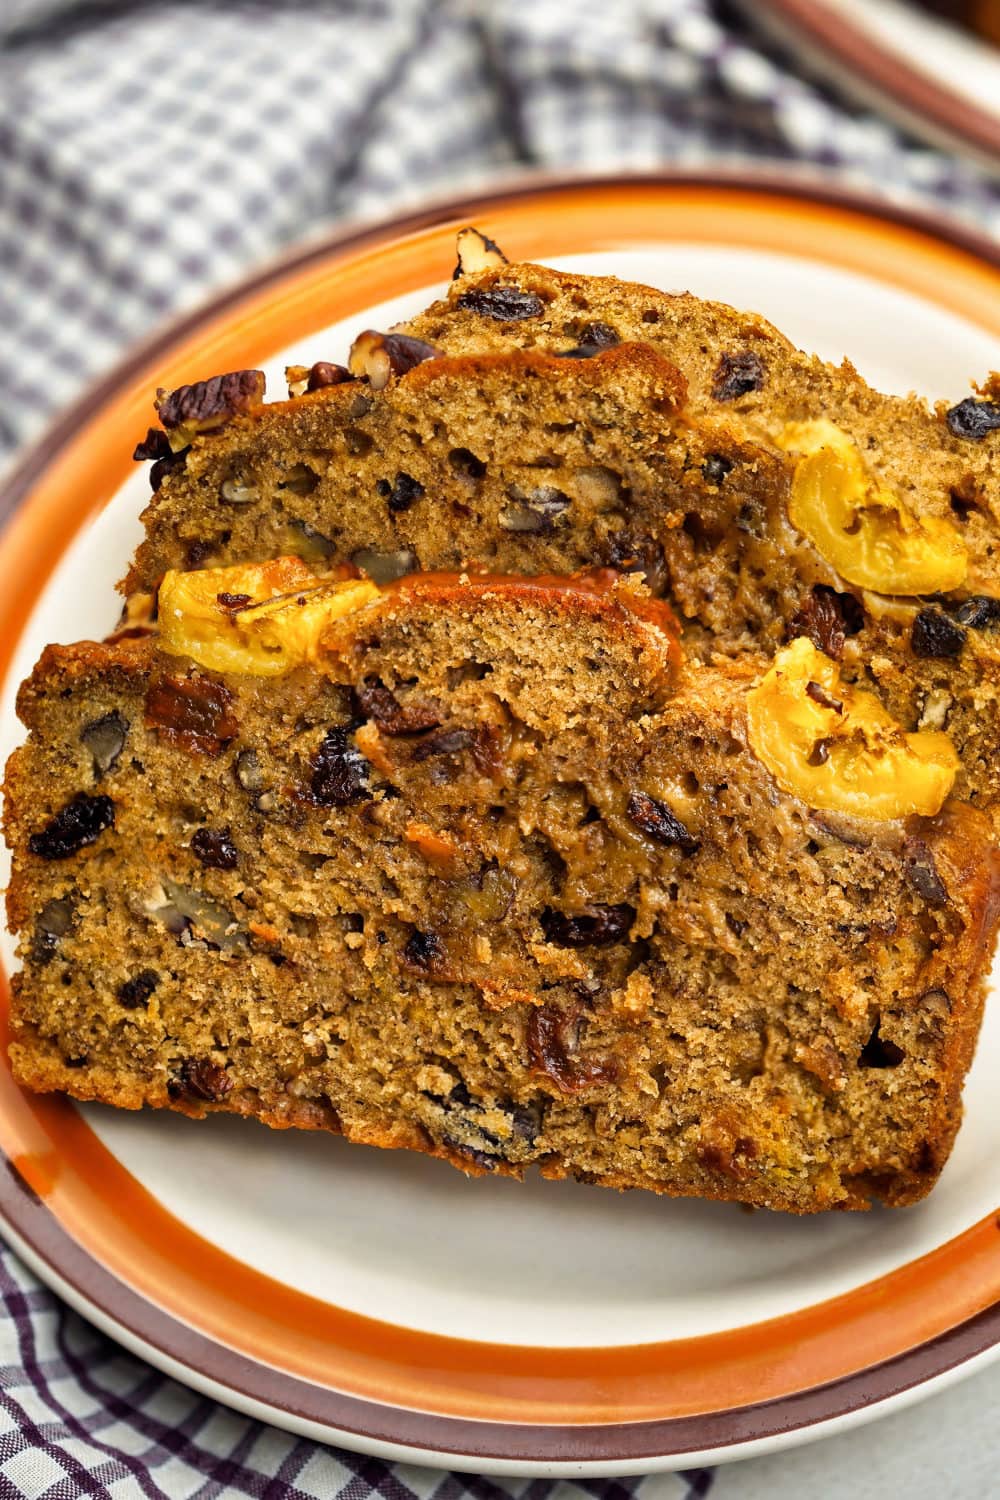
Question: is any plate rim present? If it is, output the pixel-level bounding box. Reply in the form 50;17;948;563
2;167;1000;1474
745;0;1000;166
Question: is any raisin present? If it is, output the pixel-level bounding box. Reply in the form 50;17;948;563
945;398;1000;441
805;681;844;713
80;711;128;776
702;453;733;485
156;370;265;431
627;792;699;852
132;427;172;462
148;448;190;492
903;838;948;905
911;609;966;659
446;1139;498;1171
216;592;252;612
191;827;239;870
118;969;159;1010
790;585;864;660
712;351;766;401
579;320;619;349
355;678;441;735
404;929;445;968
858;1018;905;1068
168;1058;233;1102
526;1006;617;1093
145;674;238;755
411;727;473;761
376;471;424;513
310;728;370;806
540;904;635;947
456;286;545;321
954;596;1000;630
29;794;114;860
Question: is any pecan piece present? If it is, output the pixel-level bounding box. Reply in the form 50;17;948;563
155;369;265;444
145;674;239;756
80;711;128;777
348;331;439;391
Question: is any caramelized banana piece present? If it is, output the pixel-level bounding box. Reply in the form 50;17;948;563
778;419;967;594
746;637;958;820
158;558;379;675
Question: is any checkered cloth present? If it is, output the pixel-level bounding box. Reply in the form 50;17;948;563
1;1;1000;1495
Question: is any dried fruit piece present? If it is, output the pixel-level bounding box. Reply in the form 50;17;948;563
911;609;966;659
540;904;635;947
404;929;445;968
954;596;1000;630
80;711;128;777
375;472;423;513
778;420;967;594
118;970;159;1010
945;397;1000;441
746;637;958;820
132;428;172;462
526;1006;617;1093
145;673;238;755
789;585;864;660
627;791;699;852
348;331;439;390
355;678;440;735
452;227;509;278
155;370;265;449
310;728;370;806
191;827;239;870
712;351;766;401
159;560;379;677
29;795;115;860
456;286;545;321
169;1058;233;1103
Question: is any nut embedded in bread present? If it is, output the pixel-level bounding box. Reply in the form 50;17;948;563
5;569;998;1214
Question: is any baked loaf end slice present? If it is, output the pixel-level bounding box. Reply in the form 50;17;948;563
125;342;786;603
6;568;998;1213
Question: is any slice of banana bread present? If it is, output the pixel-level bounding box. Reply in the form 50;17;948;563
6;568;997;1213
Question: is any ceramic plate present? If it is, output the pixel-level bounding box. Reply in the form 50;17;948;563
744;0;1000;165
1;174;1000;1478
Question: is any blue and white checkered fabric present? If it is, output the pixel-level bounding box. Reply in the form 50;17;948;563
1;2;999;1495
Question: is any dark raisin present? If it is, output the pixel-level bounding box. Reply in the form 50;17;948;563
456;286;544;321
540;904;635;947
945;398;1000;441
149;448;189;492
168;1058;233;1102
156;370;265;431
404;929;445;968
627;792;699;852
118;969;159;1010
145;674;238;756
712;351;766;401
954;596;1000;630
790;586;865;659
376;471;424;513
805;681;843;713
509;1099;545;1143
903;838;948;905
355;678;441;736
911;609;966;659
80;711;128;776
601;531;668;593
216;592;252;612
29;794;114;860
191;827;239;870
702;454;733;485
526;1006;617;1093
579;321;619;349
858;1018;905;1069
310;728;370;806
132;427;172;462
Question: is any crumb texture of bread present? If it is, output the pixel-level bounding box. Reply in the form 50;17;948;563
6;577;998;1214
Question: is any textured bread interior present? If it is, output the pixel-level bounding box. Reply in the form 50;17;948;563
6;578;997;1213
